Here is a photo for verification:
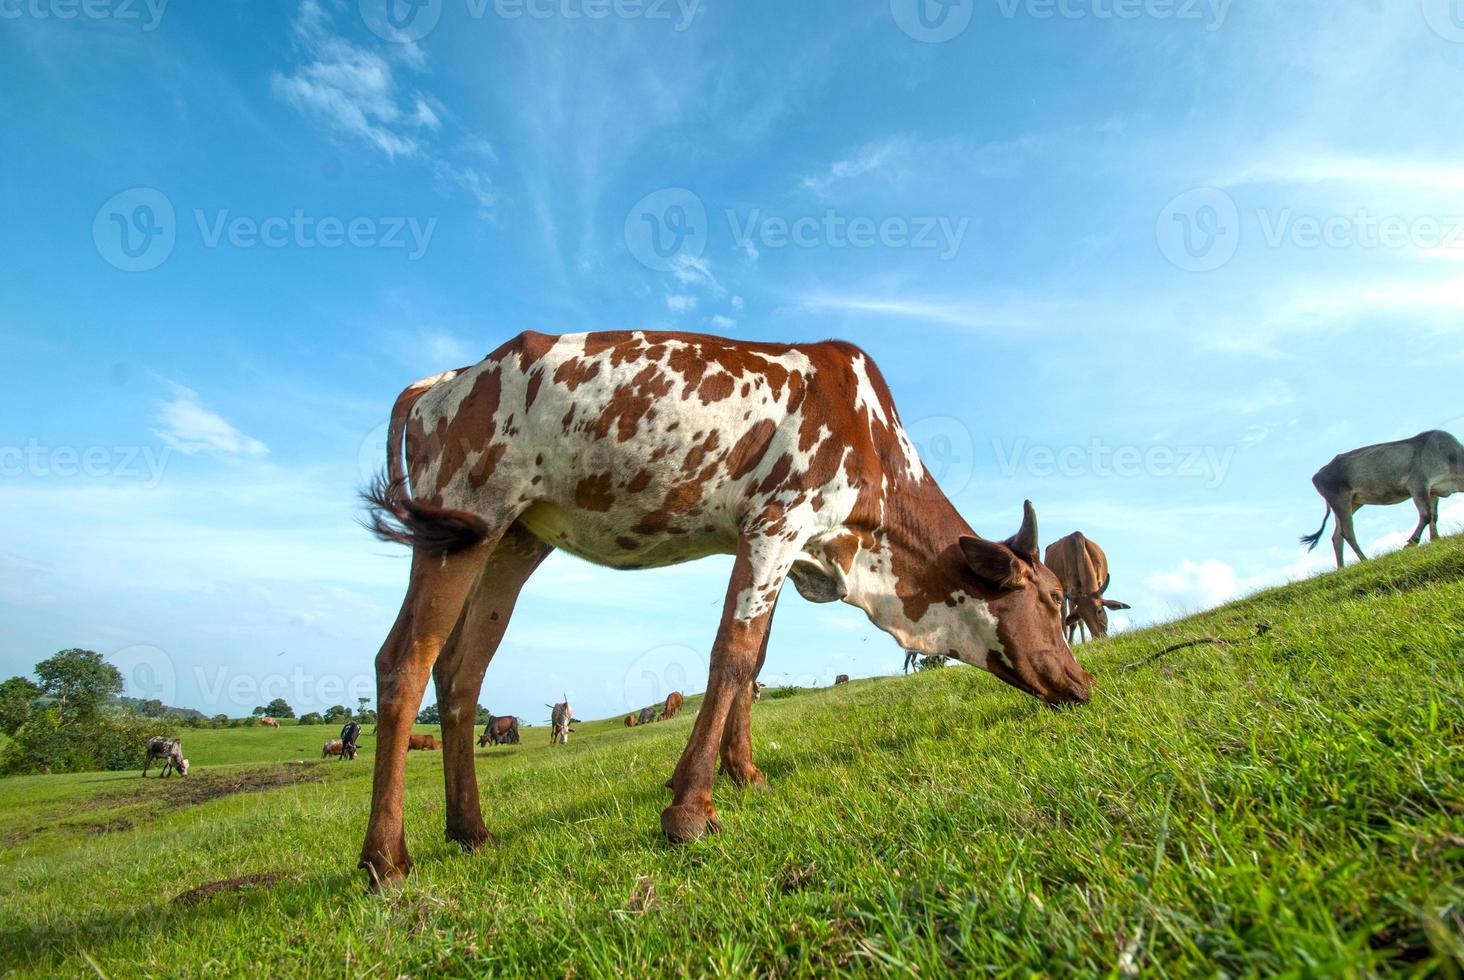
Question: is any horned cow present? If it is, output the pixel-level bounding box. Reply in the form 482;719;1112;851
549;701;574;746
356;329;1087;888
1043;532;1131;643
1303;429;1464;568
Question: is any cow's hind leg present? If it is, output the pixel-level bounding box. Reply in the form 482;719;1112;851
664;532;797;843
433;524;552;851
719;593;778;791
360;536;499;889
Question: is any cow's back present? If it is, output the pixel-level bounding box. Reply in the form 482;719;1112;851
404;331;919;569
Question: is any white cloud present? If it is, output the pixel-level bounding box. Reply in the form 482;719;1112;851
801;137;908;197
153;385;268;458
665;294;698;313
1226;156;1464;193
709;314;737;330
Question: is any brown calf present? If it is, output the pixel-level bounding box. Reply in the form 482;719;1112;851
1043;532;1131;643
259;716;280;729
407;734;440;751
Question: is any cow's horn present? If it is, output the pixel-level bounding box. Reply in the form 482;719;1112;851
1010;500;1039;559
1098;573;1111;596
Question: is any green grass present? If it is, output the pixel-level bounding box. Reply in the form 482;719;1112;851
2;540;1463;976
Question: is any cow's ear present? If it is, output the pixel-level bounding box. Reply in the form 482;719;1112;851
1065;610;1082;627
789;558;848;604
960;536;1026;590
1103;600;1132;611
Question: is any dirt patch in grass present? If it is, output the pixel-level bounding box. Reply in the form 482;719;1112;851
173;872;287;906
98;764;331;810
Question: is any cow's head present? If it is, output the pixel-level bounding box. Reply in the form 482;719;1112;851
176;757;190;776
1064;573;1131;640
956;502;1094;706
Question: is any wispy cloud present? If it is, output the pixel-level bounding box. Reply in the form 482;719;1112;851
154;384;268;458
801;137;908;197
271;0;496;212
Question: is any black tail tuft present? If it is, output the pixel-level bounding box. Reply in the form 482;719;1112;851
361;471;490;557
1299;504;1332;552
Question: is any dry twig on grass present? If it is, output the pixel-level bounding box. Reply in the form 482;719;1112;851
1121;623;1272;674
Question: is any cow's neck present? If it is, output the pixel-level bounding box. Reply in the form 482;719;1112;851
837;481;1000;664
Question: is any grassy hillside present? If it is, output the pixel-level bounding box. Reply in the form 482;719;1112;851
1;539;1462;976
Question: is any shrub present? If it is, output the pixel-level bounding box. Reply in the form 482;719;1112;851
298;712;324;726
0;710;169;775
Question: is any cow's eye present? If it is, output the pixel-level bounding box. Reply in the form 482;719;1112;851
1050;591;1062;604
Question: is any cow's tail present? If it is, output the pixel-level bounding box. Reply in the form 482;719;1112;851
1300;504;1333;551
362;370;491;557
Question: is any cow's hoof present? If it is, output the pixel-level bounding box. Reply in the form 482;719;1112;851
661;804;721;844
724;765;769;792
359;852;412;892
445;825;497;852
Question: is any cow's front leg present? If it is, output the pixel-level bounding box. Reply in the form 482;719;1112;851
663;532;794;843
719;591;778;791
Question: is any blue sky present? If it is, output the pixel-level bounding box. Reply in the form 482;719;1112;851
2;0;1462;721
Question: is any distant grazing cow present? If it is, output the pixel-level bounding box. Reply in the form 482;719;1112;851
902;650;918;674
834;674;850;686
549;701;573;745
661;691;685;719
477;714;520;747
142;736;188;778
323;739;344;758
356;329;1085;886
637;705;657;726
751;681;765;703
259;716;280;729
340;721;362;760
407;734;440;751
1044;532;1131;644
624;714;638;727
1303;430;1464;569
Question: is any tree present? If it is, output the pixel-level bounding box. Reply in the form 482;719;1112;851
298;712;324;726
323;705;351;724
357;697;371;716
0;676;41;736
252;705;266;717
141;699;165;717
34;649;122;720
263;698;295;719
475;705;492;725
417;703;440;725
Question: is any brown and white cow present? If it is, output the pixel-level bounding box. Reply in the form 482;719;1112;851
323;739;345;758
751;680;765;703
259;716;280;729
358;330;1089;887
1043;532;1131;644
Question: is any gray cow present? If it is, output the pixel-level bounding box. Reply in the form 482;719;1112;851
142;736;189;778
1302;429;1464;568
